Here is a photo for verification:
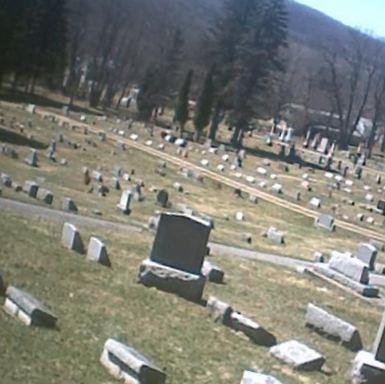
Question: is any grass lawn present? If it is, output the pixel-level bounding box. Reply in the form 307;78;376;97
0;211;382;384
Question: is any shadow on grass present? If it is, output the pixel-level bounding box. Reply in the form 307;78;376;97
0;127;47;149
0;89;100;116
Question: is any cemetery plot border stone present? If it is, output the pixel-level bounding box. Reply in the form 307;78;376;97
100;339;166;384
87;237;111;267
305;303;362;351
4;286;57;327
240;370;283;384
138;258;206;303
61;223;84;254
270;340;325;371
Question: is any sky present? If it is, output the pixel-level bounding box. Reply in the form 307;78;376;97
295;0;385;38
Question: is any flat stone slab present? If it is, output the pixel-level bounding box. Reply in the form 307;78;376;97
61;223;84;254
240;370;283;384
138;259;206;302
314;263;379;297
270;340;325;371
351;350;385;384
87;237;111;267
201;261;224;283
305;303;362;351
4;286;57;327
100;338;166;384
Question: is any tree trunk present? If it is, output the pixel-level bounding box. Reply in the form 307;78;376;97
209;106;221;142
381;135;385;153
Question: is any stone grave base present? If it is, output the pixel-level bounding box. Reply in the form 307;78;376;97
352;350;385;384
313;264;379;297
138;259;206;302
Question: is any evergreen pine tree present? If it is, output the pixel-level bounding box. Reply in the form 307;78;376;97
174;69;193;134
137;66;159;121
194;67;215;141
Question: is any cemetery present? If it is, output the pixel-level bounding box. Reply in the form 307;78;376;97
0;98;385;383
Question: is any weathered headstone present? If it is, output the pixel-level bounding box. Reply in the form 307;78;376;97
62;197;78;212
240;371;283;384
61;223;84;253
100;338;166;384
270;340;325;371
23;180;39;198
24;148;38;167
305;303;362;351
356;243;377;271
315;214;335;231
87;237;111;267
138;213;211;302
116;190;132;214
4;286;57;327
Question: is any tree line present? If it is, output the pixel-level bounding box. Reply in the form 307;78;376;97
1;0;385;152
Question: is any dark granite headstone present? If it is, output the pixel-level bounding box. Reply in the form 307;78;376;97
150;213;211;274
156;189;169;208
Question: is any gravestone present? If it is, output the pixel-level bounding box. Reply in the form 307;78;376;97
356;243;377;270
23;181;39;198
317;137;329;154
61;223;84;253
62;197;78;212
138;213;211;302
315;214;335;231
149;213;210;274
352;311;385;383
24;149;38;167
26;104;36;114
87;237;111;267
265;227;284;244
100;338;166;384
111;177;121;190
116;190;132;214
240;371;283;384
329;251;369;284
36;188;53;205
4;286;57;327
207;296;233;325
377;200;385;215
156;189;169;208
305;303;362;351
1;173;12;187
309;197;321;209
270;340;325;371
201;261;224;284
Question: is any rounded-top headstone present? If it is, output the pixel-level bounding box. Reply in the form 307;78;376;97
156;189;169;208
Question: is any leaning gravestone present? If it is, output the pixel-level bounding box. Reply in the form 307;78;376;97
315;214;335;231
4;286;57;327
240;370;283;384
116;190;132;214
356;243;377;271
87;237;111;267
351;311;385;383
62;197;78;212
138;213;211;302
61;223;84;254
270;340;325;371
100;338;166;384
306;303;362;351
